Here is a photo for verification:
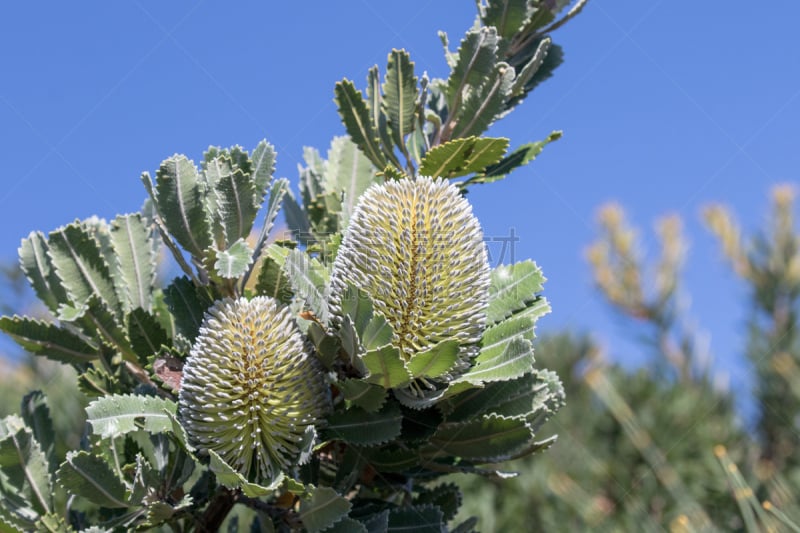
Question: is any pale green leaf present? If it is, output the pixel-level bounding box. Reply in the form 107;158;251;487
255;245;293;304
479;314;536;361
324;136;379;224
283;190;312;245
419;136;508;178
65;296;137;363
248;177;288;277
362;345;411;389
299;486;352;533
510;37;551;98
335;79;387;169
85;394;177;439
109;214;156;312
18;232;68;313
481;0;529;38
322;403;402;446
446;27;499;108
407;340;460;379
19;392;55;474
207;449;283;497
339;284;394;351
251;139;276;200
0;425;52;515
283;249;329;324
154;155;212;258
455;337;533;385
56;451;128;509
382;49;418;149
212;161;259;247
424;414;533;462
214;238;254;279
47;222;121;315
0;315;98;364
486;260;546;324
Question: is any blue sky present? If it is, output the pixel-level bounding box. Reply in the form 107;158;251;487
1;2;799;407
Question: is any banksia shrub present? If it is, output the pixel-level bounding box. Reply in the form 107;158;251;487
178;296;329;485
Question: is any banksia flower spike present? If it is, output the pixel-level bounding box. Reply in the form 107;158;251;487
329;176;490;394
178;296;330;483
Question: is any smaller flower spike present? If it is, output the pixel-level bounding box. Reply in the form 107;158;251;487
179;296;329;483
329;176;490;387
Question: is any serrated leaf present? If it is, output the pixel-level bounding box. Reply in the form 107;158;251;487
414;483;461;522
299;486;352;533
444;373;538;422
251;140;276;200
283;190;312;245
255;245;293;304
154;155;212;258
56;451;128;509
326;517;367;533
335;79;387;169
382;49;417;150
450;62;514;139
470;131;562;186
47;222;120;315
419;137;508;178
109;213;156;312
362;345;411;389
207;449;282;497
85;394;177;439
455;337;532;385
407;340;460;379
249;177;288;278
387;505;443;533
338;379;387;413
0;315;98;364
214;238;254;279
481;0;529;38
487;260;546;324
447;27;499;108
325;136;379;224
424;414;533;462
34;513;71;533
510;37;551;98
479;314;536;361
340;285;394;351
19;231;69;313
164;276;213;341
322;403;402;446
67;296;137;363
213;161;259;247
127;308;170;362
77;367;120;397
19;392;55;475
0;425;52;515
283;249;329;324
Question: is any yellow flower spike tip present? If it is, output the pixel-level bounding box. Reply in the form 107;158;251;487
329;176;490;385
178;296;330;483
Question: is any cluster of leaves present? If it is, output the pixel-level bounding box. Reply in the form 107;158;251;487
0;1;590;530
459;190;800;531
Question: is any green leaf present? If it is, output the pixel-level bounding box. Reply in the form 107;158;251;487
387;506;443;533
164;276;213;341
56;451;128;509
339;285;394;351
424;414;533;462
109;213;156;312
446;27;499;108
486;260;546;324
283;190;312;245
335;79;387;169
65;296;137;363
382;49;418;149
469;131;562;185
419;137;508;178
251;140;276;201
85;394;177;439
325;136;379;224
362;345;412;389
207;449;283;497
126;308;170;362
338;379;387;413
414;483;462;522
0;422;52;515
407;340;460;379
255;245;293;304
450;62;514;139
19;392;55;475
47;222;121;315
299;486;352;533
283;249;329;324
212;159;259;246
510;37;552;98
481;0;529;38
214;238;254;279
77;367;120;398
154;155;212;258
18;231;69;313
0;315;98;364
480;314;536;361
326;517;368;533
322;403;402;446
249;177;288;273
454;337;532;385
